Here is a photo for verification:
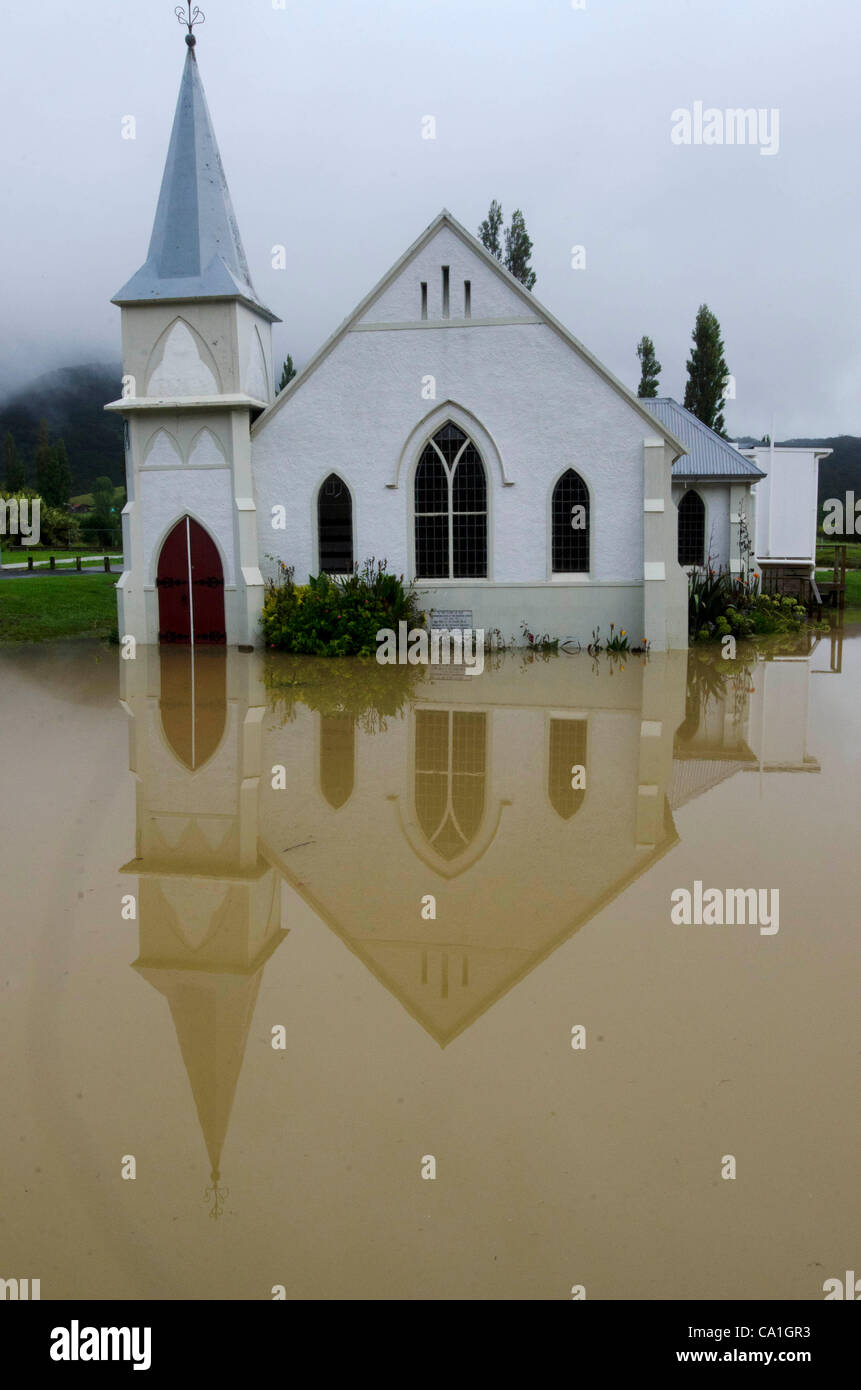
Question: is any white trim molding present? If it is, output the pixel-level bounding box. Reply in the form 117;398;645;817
390;400;511;488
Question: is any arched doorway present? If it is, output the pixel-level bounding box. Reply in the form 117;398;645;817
156;516;226;644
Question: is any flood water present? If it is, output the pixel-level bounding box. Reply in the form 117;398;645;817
1;627;858;1301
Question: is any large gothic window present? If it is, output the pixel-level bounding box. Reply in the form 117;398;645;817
318;474;353;574
552;469;590;573
414;423;487;579
678;490;705;568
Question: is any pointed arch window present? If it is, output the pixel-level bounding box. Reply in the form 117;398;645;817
678;489;705;567
318;474;353;574
414;423;487;578
552;469;590;573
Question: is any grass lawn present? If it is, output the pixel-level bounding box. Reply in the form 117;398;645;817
816;568;861;604
2;543;121;557
70;487;125;508
815;567;861;622
0;573;118;643
816;543;861;569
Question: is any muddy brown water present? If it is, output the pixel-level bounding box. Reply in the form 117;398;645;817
0;628;858;1300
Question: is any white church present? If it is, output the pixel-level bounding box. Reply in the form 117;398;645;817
107;30;762;652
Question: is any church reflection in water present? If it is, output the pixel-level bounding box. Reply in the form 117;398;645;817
119;629;835;1206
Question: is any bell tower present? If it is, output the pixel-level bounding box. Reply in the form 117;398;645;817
106;10;279;647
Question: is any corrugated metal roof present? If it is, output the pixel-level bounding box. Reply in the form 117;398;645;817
643;398;766;478
113;47;278;322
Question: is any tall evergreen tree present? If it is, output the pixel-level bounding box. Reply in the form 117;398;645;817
34;419;55;501
277;355;297;394
503;209;537;290
478;200;503;260
636;336;661;397
33;422;72;508
478;202;537;289
683;304;729;436
53;437;72;508
91;475;117;546
2;431;26;492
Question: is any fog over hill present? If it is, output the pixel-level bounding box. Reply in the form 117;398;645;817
0;365;123;493
1;366;859;515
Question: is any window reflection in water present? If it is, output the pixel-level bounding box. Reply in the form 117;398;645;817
414;709;487;861
548;718;587;819
319;715;355;809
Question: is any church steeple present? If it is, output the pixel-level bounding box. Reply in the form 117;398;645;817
113;32;276;321
107;17;276;650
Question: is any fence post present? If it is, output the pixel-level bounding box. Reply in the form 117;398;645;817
50;556;55;570
28;554;33;570
76;556;82;572
104;556;110;572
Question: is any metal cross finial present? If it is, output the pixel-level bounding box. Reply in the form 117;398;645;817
175;3;205;46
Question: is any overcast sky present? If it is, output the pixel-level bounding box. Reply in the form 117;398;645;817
1;0;858;436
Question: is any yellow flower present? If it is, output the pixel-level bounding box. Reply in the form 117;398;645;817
620;629;626;636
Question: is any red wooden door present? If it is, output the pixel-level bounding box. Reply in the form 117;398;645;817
156;517;225;645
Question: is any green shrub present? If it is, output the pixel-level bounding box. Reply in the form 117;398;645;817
264;653;422;733
0;494;82;549
261;556;422;656
688;565;806;641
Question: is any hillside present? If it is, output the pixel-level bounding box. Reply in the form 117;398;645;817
0;364;124;494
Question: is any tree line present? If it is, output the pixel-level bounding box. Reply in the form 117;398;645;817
1;421;121;548
3;420;71;505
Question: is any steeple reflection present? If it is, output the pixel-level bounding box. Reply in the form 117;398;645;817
120;647;287;1214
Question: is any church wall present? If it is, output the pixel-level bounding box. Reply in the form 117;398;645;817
121;302;240;397
235;303;274;403
138;468;235;585
356;224;535;325
411;581;643;647
251;306;685;644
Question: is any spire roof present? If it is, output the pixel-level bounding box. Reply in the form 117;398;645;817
113;45;277;321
